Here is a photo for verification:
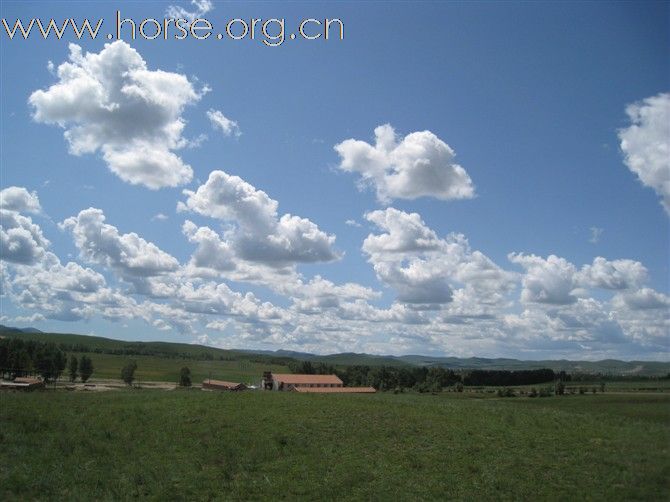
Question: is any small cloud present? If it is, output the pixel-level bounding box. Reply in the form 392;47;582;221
165;0;213;21
207;109;241;138
345;219;362;228
589;227;603;244
185;133;208;149
153;319;172;331
13;313;46;323
152;213;168;221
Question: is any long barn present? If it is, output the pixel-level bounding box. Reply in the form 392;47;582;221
262;372;343;391
261;372;376;393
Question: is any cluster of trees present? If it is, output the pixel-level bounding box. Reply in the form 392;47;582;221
285;363;558;392
67;355;94;383
462;369;557;387
335;365;462;392
0;338;95;383
287;360;337;375
0;338;66;382
569;372;669;382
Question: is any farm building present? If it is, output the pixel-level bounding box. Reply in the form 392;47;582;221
292;386;376;394
202;379;247;391
262;372;343;391
0;377;45;391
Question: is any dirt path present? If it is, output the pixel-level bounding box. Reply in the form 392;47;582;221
57;379;186;392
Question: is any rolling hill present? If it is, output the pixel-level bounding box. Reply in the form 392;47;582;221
1;326;668;376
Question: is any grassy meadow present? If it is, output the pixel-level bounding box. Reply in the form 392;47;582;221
68;351;288;385
1;390;668;500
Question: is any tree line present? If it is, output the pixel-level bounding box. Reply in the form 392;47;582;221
288;360;557;391
0;338;93;383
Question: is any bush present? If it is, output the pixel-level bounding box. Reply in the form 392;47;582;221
539;387;553;398
528;388;538;398
555;381;565;396
497;388;516;398
121;361;138;386
579;386;586;395
454;382;464;393
179;367;192;387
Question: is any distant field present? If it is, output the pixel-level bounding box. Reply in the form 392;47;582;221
569;379;670;392
1;391;668;500
70;352;288;385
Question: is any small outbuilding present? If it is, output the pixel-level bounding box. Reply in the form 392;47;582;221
0;377;45;391
202;379;247;391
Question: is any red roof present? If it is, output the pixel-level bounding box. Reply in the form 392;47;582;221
272;373;343;385
293;386;376;393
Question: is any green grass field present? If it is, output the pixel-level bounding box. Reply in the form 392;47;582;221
71;351;288;385
1;390;668;500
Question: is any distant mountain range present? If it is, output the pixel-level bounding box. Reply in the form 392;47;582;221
1;326;668;376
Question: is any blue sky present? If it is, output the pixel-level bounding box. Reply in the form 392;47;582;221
1;1;668;360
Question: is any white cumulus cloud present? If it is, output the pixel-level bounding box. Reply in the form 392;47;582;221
0;187;41;214
29;41;205;189
178;170;340;267
0;210;50;265
334;124;475;203
364;208;514;308
508;253;579;305
618;92;670;214
60;208;179;282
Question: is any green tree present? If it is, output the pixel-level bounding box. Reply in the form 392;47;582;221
179;367;192;387
79;355;94;383
36;344;66;382
68;355;78;382
121;360;138;386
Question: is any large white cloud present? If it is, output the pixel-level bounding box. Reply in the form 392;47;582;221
510;254;652;306
0;187;41;214
29;41;204;189
60;208;179;282
509;253;579;305
364;208;514;308
577;257;647;290
618;92;670;214
334;124;475;203
178;170;340;267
